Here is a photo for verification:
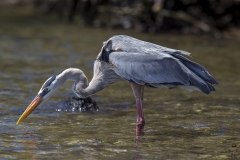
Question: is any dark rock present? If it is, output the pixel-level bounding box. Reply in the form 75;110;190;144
68;97;99;112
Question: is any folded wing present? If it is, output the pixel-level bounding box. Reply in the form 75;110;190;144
109;51;217;94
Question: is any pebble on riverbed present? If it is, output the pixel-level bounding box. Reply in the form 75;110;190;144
68;97;99;112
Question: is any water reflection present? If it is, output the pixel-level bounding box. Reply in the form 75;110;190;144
131;136;144;160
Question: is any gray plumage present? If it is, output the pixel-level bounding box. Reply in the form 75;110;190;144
41;35;218;97
95;35;218;94
21;35;218;135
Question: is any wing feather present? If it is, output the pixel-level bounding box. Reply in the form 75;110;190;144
109;51;215;94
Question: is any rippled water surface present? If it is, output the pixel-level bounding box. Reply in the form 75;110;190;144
1;7;240;159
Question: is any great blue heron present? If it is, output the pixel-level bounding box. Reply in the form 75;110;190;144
16;35;218;135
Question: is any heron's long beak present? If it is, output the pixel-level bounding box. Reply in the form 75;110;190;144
16;95;43;124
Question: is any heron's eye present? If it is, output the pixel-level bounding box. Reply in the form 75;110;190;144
43;88;48;92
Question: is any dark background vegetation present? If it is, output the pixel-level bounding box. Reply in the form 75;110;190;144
1;0;240;38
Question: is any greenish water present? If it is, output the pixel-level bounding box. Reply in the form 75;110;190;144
1;7;240;159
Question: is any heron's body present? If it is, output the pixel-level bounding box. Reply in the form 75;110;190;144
17;35;218;136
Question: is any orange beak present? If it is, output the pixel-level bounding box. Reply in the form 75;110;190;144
16;95;43;124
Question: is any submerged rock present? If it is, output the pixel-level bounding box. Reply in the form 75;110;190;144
68;97;99;112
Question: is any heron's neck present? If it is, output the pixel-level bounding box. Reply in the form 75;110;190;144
59;68;98;98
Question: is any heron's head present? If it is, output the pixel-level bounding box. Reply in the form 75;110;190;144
16;75;60;124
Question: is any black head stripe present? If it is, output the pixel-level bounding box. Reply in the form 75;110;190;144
42;75;56;88
39;88;50;97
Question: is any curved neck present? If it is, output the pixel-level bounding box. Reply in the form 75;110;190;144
57;68;105;98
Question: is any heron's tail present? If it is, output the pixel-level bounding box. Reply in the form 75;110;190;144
172;53;219;94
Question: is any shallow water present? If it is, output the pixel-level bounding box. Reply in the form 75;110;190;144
1;7;240;159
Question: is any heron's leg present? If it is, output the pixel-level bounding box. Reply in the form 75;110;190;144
131;83;145;136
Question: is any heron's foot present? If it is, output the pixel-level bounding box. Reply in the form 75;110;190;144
136;119;145;136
